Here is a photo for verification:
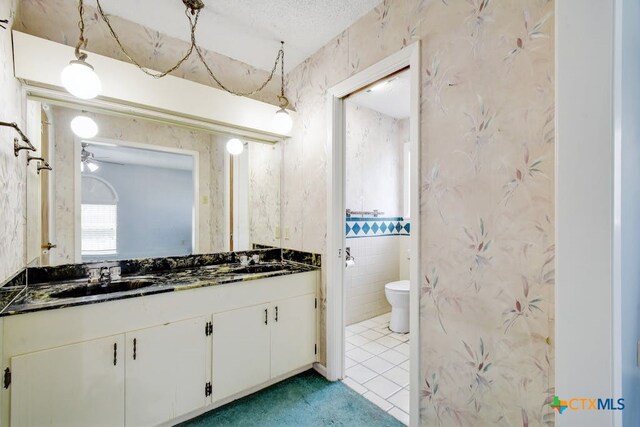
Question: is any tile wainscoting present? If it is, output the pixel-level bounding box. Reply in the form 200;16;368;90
345;217;409;325
346;217;410;239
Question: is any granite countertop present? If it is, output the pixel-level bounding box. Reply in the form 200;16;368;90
1;261;318;317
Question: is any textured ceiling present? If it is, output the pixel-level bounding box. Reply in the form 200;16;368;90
85;0;382;73
347;70;410;119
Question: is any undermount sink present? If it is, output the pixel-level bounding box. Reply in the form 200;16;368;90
51;278;156;299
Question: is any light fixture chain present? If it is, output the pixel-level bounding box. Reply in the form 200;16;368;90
193;44;283;98
75;0;88;61
276;41;289;109
94;0;198;79
87;0;289;101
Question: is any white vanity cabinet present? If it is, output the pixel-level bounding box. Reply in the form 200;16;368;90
10;334;126;427
125;316;209;427
270;293;317;378
212;292;317;401
212;303;272;401
0;270;318;427
9;318;210;427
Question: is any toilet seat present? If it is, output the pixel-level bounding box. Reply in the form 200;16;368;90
385;280;409;292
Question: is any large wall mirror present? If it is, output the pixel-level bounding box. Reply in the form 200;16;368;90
25;99;282;266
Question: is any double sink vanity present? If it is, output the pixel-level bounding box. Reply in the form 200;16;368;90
0;248;320;426
0;31;316;427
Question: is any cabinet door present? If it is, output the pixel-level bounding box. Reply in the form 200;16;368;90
11;334;125;427
125;316;208;427
212;304;271;401
271;293;317;378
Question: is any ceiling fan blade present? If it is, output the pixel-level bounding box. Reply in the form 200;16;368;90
95;159;125;166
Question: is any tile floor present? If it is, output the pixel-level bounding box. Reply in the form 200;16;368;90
342;312;410;425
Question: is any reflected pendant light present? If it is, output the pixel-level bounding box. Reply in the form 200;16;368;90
62;1;101;99
226;138;244;155
71;115;99;139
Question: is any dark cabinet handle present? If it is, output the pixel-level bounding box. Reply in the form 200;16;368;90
113;343;117;366
133;338;137;360
275;306;278;322
264;308;268;325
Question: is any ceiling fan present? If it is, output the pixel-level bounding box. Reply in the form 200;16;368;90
81;143;124;172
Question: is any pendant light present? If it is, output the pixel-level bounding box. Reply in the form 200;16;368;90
272;41;293;134
76;0;293;135
62;1;101;99
61;60;101;100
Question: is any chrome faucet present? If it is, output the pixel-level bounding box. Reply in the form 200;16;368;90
239;254;260;267
87;264;121;286
99;267;111;286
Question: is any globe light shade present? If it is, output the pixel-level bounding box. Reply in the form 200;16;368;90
71;115;99;139
272;108;293;134
61;60;102;100
226;138;244;155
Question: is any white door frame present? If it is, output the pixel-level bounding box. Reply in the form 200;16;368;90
326;41;421;426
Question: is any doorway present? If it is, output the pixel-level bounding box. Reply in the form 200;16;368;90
326;43;421;426
340;68;411;423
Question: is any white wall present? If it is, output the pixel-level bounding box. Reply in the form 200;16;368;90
620;0;640;424
556;1;616;426
345;102;406;217
345;236;400;325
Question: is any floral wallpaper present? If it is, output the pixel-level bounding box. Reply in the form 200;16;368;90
11;0;555;424
284;0;555;425
48;106;227;264
0;0;26;283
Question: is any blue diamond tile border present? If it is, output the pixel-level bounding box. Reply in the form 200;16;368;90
345;216;410;239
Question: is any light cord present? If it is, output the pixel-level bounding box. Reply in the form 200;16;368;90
79;0;288;101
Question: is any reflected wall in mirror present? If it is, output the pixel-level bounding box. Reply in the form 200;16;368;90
26;100;282;266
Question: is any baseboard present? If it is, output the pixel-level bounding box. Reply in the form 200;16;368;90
164;364;314;426
313;362;328;379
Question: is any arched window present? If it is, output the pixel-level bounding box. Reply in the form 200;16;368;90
81;176;118;256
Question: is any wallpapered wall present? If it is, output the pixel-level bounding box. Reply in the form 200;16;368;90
49;106;227;264
283;0;555;425
0;0;26;283
13;0;555;424
248;142;282;249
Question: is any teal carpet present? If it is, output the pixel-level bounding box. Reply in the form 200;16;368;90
179;370;403;427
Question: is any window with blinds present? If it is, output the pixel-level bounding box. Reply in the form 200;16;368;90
81;204;117;255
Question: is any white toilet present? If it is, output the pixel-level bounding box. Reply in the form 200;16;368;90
385;280;410;333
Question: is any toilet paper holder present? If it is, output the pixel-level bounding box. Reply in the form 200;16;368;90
345;247;354;262
344;247;356;268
